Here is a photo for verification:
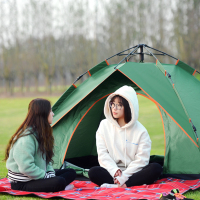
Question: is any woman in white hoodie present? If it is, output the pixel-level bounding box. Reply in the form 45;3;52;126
88;85;162;188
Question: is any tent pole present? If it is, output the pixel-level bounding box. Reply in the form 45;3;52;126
139;44;144;62
196;70;200;74
73;71;88;84
143;46;158;61
106;45;138;61
114;45;140;69
146;45;178;60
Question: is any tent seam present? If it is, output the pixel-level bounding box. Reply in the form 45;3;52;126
156;60;198;141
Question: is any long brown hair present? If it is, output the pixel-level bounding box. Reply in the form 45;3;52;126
5;98;54;163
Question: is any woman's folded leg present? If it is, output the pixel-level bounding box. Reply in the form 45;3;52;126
125;163;162;187
11;169;76;192
88;166;114;186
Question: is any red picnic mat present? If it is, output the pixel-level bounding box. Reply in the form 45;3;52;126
0;177;200;199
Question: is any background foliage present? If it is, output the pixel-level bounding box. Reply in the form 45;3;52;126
0;0;200;96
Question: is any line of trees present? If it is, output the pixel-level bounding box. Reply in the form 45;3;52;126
0;0;200;95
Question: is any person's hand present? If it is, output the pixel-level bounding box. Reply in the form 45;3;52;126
114;178;127;188
114;169;122;177
114;178;120;185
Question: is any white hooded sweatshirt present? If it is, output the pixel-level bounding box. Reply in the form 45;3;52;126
96;85;151;186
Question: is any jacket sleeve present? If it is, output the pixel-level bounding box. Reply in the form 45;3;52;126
46;162;55;173
116;131;151;186
96;124;120;178
13;135;46;180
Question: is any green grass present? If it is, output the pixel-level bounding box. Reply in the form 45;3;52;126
0;95;199;199
138;96;164;156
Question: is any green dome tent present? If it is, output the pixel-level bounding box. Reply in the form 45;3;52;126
52;44;200;179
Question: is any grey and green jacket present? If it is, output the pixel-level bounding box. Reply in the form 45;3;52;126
6;128;55;182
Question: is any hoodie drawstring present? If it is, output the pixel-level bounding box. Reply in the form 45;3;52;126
112;125;116;161
125;129;127;168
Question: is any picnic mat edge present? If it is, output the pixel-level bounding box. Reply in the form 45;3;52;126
0;178;200;200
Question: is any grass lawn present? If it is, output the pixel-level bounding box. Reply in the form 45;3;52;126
0;95;199;199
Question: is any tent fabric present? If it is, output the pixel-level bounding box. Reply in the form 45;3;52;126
160;108;200;175
163;63;200;140
51;59;200;179
118;62;196;142
0;177;200;199
52;61;115;126
176;60;196;75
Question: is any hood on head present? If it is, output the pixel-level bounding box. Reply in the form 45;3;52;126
104;85;139;128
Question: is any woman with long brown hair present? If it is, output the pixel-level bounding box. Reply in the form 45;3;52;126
5;98;76;192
